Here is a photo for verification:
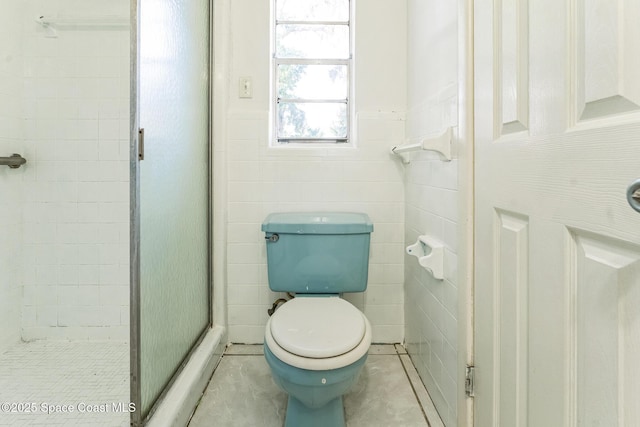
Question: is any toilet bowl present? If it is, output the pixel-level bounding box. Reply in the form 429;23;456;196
264;297;372;427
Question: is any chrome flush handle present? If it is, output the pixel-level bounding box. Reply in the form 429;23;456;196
627;179;640;213
265;233;279;243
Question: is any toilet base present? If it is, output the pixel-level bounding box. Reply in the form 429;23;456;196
285;395;345;427
264;343;366;427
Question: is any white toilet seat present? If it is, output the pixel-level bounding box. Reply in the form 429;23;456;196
265;298;372;371
270;297;366;358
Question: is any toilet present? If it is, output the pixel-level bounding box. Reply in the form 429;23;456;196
261;212;374;427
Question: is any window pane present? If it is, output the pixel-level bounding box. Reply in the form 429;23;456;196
278;102;347;139
278;64;347;100
276;24;349;59
276;0;349;22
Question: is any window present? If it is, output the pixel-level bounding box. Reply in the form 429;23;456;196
272;0;351;144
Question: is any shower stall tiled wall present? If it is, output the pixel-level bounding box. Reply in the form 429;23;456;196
0;0;130;345
0;0;24;354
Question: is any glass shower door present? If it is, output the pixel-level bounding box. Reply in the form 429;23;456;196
130;0;211;423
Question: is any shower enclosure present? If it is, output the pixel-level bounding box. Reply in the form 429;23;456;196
130;0;212;423
0;0;212;425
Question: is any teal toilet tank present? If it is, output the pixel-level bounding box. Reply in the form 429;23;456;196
262;212;374;293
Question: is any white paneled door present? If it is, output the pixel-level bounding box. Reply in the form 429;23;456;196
474;0;640;425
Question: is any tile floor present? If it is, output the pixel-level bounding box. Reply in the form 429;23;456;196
0;342;445;427
0;341;129;427
188;344;444;427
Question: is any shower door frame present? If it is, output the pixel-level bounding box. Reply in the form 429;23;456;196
128;0;214;425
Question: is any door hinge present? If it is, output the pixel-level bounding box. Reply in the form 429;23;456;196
138;128;144;160
465;365;475;397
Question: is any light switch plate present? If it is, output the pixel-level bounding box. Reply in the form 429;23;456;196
239;76;252;98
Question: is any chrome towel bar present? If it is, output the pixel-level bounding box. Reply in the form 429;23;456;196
1;154;27;169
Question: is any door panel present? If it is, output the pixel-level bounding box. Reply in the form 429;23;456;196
498;0;529;133
571;231;640;425
138;0;210;416
494;210;529;427
576;0;640;120
474;0;640;425
131;0;211;423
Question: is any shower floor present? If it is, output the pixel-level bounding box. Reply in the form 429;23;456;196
0;340;129;427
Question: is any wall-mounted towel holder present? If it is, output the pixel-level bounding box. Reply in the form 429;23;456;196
391;127;452;164
406;235;444;280
0;154;27;169
35;15;129;37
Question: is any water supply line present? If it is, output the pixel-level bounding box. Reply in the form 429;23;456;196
267;293;295;316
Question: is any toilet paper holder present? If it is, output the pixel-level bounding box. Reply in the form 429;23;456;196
406;235;444;280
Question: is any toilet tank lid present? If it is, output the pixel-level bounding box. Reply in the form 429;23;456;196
261;212;373;234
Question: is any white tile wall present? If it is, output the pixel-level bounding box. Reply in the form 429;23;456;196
226;112;406;343
404;0;460;426
0;0;25;353
223;0;407;344
19;0;130;341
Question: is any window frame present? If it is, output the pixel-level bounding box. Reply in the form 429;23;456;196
271;0;353;145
